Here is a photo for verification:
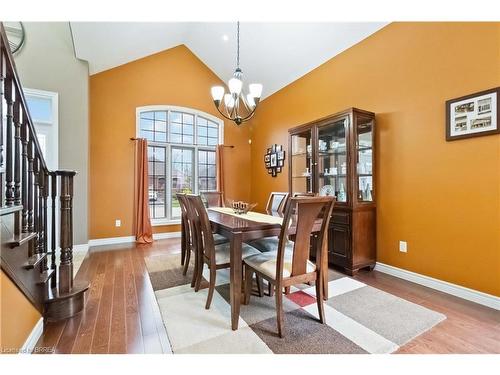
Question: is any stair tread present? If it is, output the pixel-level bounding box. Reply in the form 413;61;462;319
23;253;47;269
37;269;56;285
9;232;37;248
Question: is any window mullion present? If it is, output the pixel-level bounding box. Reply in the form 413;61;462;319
166;144;171;221
194;145;198;195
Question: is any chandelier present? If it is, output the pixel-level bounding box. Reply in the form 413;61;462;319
211;22;263;125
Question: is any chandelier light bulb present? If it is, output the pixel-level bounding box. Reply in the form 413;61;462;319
224;93;235;108
249;83;263;99
246;93;256;108
211;86;225;102
228;77;243;95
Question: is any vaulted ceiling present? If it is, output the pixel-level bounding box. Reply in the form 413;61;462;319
70;22;388;99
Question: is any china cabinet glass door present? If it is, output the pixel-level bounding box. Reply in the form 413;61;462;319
317;117;348;202
355;116;374;202
290;129;313;195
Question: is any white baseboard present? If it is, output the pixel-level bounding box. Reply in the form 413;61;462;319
374;262;500;310
88;232;181;247
19;318;43;354
88;236;135;247
73;243;89;253
153;232;181;240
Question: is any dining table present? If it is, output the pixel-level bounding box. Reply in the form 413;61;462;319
207;206;329;330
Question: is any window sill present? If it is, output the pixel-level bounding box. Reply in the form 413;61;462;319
152;219;181;227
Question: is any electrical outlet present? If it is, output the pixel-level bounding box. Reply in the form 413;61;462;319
399;241;407;253
115;219;121;227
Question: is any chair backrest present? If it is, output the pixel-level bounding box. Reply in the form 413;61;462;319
201;191;223;208
186;194;216;264
276;196;335;280
266;192;289;216
176;193;192;248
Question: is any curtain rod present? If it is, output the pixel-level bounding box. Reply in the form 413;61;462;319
130;137;234;148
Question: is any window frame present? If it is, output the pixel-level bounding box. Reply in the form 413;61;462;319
136;105;224;226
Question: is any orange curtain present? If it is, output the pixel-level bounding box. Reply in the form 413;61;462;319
135;139;153;244
216;145;225;203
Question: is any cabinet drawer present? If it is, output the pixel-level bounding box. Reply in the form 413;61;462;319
332;211;350;225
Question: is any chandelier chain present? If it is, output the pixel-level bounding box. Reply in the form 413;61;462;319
237;21;240;69
211;20;260;125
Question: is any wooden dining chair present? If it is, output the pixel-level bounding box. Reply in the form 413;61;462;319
201;191;224;208
247;191;289;253
177;193;188;267
198;191;229;246
247;192;290;295
266;192;289;216
176;193;199;287
243;196;335;337
186;194;262;309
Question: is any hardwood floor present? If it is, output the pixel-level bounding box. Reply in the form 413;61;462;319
35;240;176;354
34;238;500;354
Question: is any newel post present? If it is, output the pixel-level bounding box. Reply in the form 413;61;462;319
57;170;76;294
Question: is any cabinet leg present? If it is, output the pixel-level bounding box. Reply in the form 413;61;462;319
344;267;358;277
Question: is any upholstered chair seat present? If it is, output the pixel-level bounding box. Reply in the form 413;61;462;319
214;243;261;265
213;233;229;245
247;237;294;253
244;249;316;279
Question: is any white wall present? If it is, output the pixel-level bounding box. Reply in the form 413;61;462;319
14;22;89;244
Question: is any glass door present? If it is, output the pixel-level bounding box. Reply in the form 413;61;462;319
355;116;374;202
317;117;348;202
290;128;313;195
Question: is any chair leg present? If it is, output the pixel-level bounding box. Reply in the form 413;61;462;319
183;247;191;275
315;274;326;324
194;258;203;292
268;282;274;297
190;250;197;288
275;283;284;338
205;265;217;309
180;233;186;266
256;274;263;297
244;265;253;305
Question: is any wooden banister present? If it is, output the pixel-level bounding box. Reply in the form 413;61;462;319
0;23;88;321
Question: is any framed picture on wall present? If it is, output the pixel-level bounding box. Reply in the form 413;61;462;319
270;153;277;167
446;87;499;141
264;144;285;178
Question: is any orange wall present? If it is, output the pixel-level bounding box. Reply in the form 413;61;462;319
249;22;500;296
0;270;41;352
90;45;251;239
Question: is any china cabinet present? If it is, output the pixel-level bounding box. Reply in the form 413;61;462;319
288;108;376;275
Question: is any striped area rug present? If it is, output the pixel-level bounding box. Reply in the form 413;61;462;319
145;253;446;354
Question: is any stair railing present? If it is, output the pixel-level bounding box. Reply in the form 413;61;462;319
0;23;80;310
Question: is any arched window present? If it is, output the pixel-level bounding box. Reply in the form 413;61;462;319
136;106;223;225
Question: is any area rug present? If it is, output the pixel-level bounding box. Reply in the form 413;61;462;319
145;253;446;354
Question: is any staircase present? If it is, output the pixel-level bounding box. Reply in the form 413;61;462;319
0;23;88;322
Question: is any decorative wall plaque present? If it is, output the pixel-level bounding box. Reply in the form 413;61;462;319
264;144;285;177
